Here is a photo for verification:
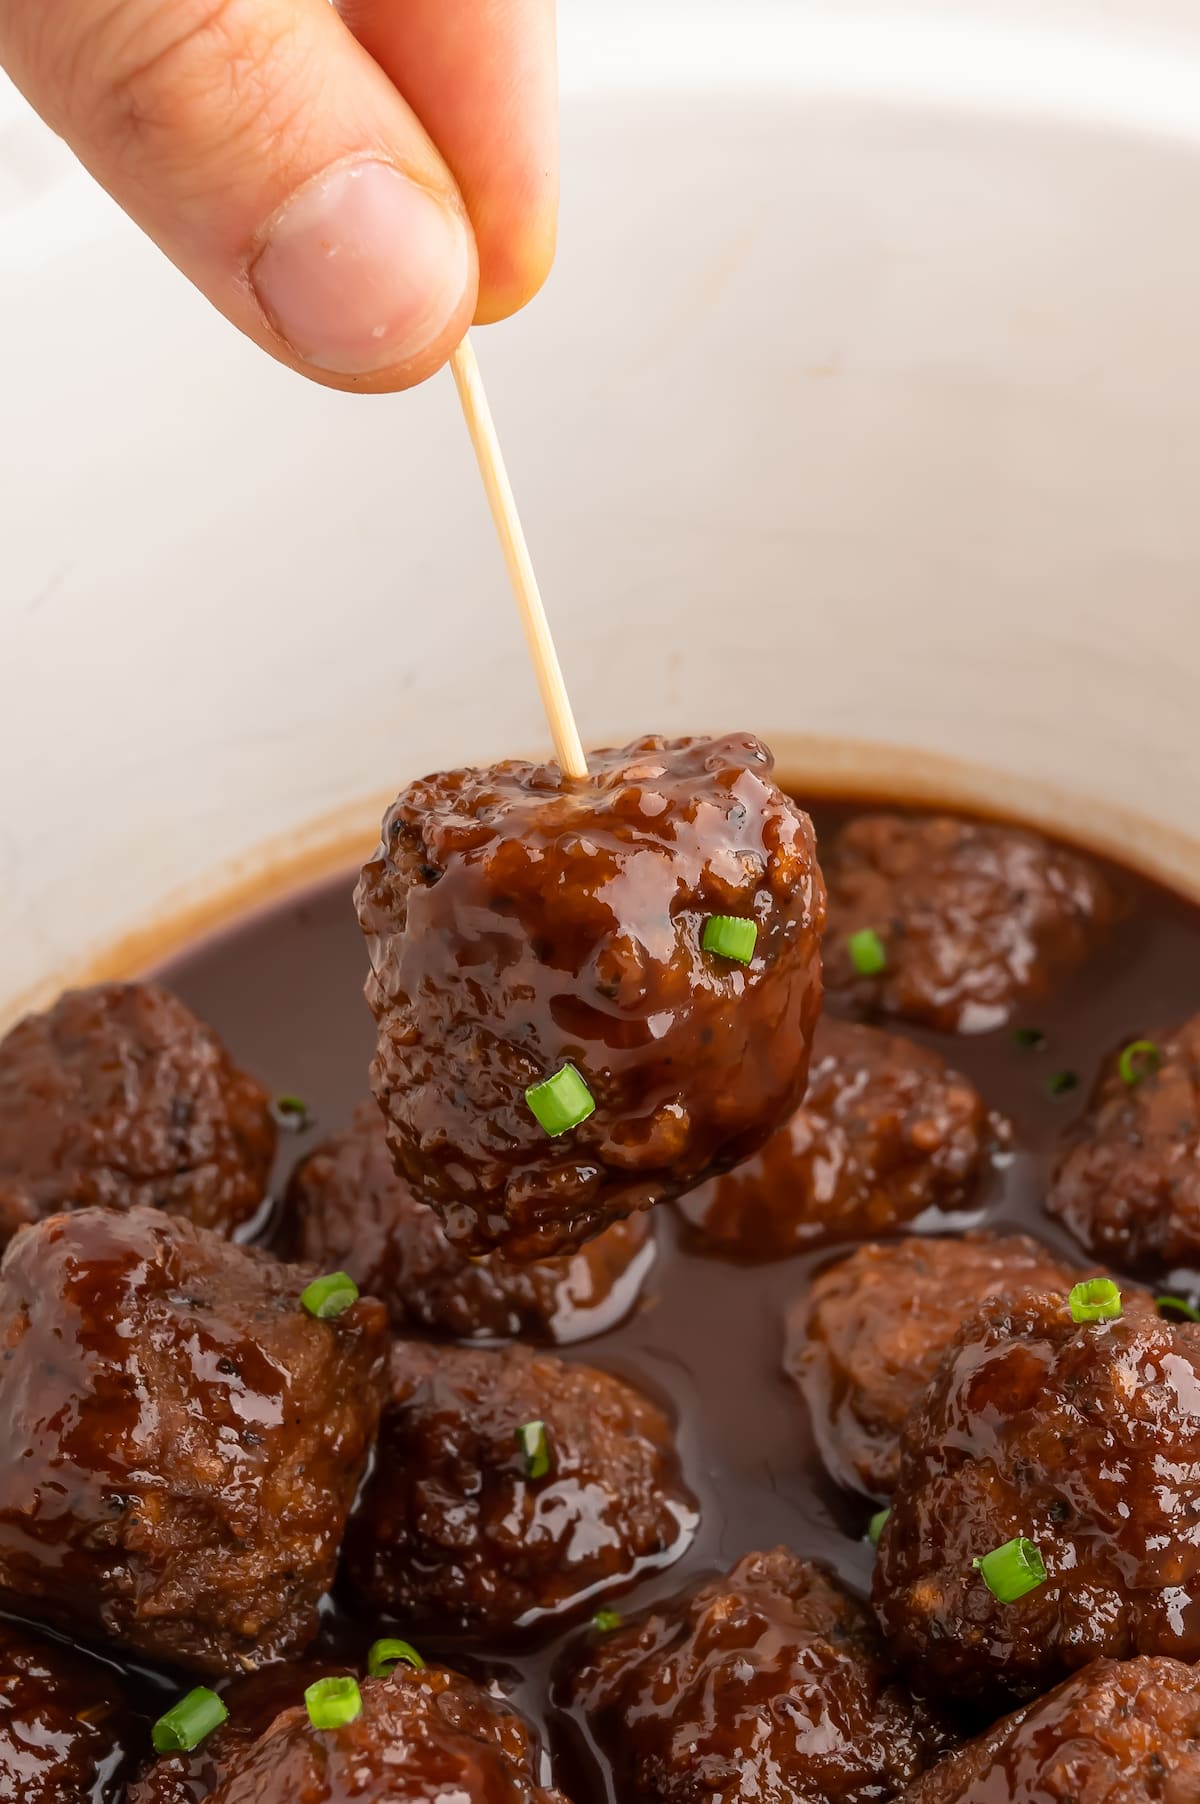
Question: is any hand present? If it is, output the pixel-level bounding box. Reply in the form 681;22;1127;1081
0;0;557;389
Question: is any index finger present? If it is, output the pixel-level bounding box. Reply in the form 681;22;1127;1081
336;0;558;323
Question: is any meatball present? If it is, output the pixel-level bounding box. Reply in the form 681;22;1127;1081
282;1101;655;1342
127;1662;352;1804
1048;1013;1200;1272
787;1234;1090;1498
901;1658;1200;1804
208;1665;567;1804
0;1619;133;1803
823;814;1115;1032
344;1340;697;1633
677;1019;990;1259
873;1287;1198;1705
0;982;276;1243
0;1205;388;1672
355;733;826;1257
567;1547;951;1804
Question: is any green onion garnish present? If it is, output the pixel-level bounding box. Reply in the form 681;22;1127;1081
592;1608;622;1633
701;916;758;966
366;1638;424;1678
305;1676;362;1730
1117;1039;1161;1087
151;1686;228;1755
1048;1070;1078;1096
300;1271;359;1319
1157;1296;1200;1323
516;1419;552;1480
272;1094;311;1130
1068;1278;1122;1324
868;1508;890;1546
525;1064;595;1137
1014;1027;1045;1049
847;928;887;976
974;1537;1046;1603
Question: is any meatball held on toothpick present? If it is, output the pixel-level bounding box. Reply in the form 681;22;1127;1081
356;734;826;1257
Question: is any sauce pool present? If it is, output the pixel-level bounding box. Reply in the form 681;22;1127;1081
16;798;1200;1803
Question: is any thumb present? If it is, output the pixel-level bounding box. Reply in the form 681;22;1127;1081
0;0;478;389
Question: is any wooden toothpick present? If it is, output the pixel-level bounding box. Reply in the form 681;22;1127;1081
449;336;588;781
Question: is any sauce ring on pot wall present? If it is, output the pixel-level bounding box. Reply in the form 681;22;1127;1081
355;733;826;1257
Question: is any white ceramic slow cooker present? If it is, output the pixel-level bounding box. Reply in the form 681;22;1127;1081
3;0;1199;1023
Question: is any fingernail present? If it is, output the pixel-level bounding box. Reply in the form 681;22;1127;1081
250;160;470;376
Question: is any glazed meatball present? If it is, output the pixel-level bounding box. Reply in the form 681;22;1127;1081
787;1234;1089;1498
0;1206;388;1672
1048;1013;1200;1272
127;1662;352;1804
344;1340;697;1633
0;1620;133;1803
282;1101;655;1342
0;982;276;1243
568;1547;951;1804
355;733;826;1257
823;814;1115;1032
901;1658;1200;1804
208;1665;567;1804
873;1288;1198;1705
677;1019;990;1259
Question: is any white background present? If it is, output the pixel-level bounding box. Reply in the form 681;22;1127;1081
3;1;1200;1012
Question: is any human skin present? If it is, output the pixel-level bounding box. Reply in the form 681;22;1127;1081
0;0;557;390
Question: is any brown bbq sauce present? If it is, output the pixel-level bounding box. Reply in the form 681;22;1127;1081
12;796;1196;1804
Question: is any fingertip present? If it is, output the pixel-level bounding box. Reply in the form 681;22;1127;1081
335;0;559;329
474;209;557;325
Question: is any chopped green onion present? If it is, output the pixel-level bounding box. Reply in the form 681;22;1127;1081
516;1419;552;1480
152;1687;228;1755
701;915;758;966
272;1094;312;1130
1157;1295;1200;1323
1014;1027;1045;1049
305;1676;362;1731
1117;1039;1161;1087
1068;1278;1122;1324
525;1064;595;1137
973;1537;1046;1603
1048;1070;1078;1096
592;1608;623;1633
367;1638;424;1678
847;928;887;977
300;1271;359;1320
868;1508;890;1546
